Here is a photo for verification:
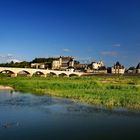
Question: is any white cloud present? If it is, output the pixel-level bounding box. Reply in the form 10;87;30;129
7;59;22;63
76;57;93;64
101;51;118;56
112;44;121;47
0;54;21;63
63;48;70;52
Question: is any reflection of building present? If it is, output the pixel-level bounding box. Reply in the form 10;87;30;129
111;62;125;74
52;56;74;70
136;63;140;73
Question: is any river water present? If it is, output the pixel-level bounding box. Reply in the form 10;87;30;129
0;91;140;140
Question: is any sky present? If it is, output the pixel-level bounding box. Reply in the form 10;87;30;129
0;0;140;67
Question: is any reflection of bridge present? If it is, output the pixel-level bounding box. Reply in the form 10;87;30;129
0;67;84;77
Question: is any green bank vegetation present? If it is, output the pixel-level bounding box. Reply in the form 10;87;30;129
0;75;140;109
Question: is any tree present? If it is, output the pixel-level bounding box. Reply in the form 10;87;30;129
128;66;135;70
74;60;80;65
31;58;55;63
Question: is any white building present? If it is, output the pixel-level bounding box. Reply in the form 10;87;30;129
52;56;74;70
31;63;46;69
91;61;105;70
111;62;125;74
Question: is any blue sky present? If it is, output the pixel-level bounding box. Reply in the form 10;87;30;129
0;0;140;67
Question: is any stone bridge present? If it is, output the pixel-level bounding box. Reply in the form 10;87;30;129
0;67;84;77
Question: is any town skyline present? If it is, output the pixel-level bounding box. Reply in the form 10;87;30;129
0;0;140;67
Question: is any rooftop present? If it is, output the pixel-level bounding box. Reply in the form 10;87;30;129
136;63;140;69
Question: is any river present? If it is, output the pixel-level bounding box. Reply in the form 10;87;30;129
0;90;140;140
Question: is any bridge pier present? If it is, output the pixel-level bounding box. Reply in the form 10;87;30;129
40;74;46;78
27;74;33;77
11;73;17;77
65;75;69;77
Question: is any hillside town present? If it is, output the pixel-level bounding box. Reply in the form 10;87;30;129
0;56;140;75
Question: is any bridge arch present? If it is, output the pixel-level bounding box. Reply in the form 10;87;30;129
0;70;15;74
0;67;83;77
80;74;89;77
0;70;15;77
47;72;57;77
58;73;68;77
33;71;45;77
69;73;79;77
17;70;31;77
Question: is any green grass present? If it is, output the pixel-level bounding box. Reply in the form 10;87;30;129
0;75;140;109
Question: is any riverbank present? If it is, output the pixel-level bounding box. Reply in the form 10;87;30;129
0;76;140;109
0;85;14;90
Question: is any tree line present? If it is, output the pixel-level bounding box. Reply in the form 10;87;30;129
0;58;55;68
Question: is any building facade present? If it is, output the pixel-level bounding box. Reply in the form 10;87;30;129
91;61;105;70
111;62;125;74
52;56;74;70
31;63;46;69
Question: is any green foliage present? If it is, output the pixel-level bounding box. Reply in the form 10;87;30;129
0;57;55;68
74;60;80;65
128;66;135;70
31;57;55;63
0;61;30;68
0;76;140;109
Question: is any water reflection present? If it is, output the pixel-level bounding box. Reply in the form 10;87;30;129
0;91;140;140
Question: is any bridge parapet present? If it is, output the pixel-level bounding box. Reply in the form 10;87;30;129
0;67;84;77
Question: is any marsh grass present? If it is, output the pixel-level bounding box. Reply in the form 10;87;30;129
0;75;140;109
